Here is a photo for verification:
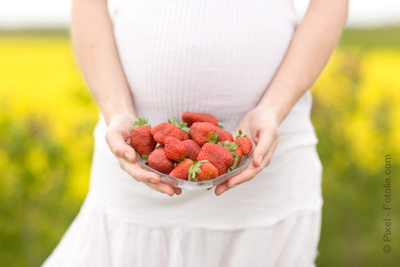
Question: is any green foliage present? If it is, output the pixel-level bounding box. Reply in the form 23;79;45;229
0;27;399;267
0;113;87;266
312;27;400;266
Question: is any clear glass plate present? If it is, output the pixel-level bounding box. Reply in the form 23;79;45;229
135;145;254;190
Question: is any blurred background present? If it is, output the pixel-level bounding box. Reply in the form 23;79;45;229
0;0;399;266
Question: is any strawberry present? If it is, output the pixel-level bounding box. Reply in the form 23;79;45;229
217;128;234;143
182;139;201;160
190;122;234;147
220;140;243;167
165;136;187;161
168;119;190;140
235;130;253;155
197;142;234;175
169;159;193;180
151;122;185;144
130;118;156;156
182;111;219;127
190;122;217;146
188;160;219;181
182;131;191;140
148;148;175;174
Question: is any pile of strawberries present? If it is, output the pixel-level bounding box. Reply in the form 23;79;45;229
130;112;252;181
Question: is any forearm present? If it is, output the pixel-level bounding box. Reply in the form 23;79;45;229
258;0;348;123
71;0;136;125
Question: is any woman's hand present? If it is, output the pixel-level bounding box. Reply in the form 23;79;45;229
214;106;280;196
105;114;182;196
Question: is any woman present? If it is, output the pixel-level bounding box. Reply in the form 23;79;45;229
43;0;348;266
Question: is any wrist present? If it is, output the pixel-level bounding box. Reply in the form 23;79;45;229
104;110;137;126
257;81;305;125
255;99;288;126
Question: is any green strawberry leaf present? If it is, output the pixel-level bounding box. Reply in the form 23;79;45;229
218;124;224;129
228;142;239;151
177;156;186;162
188;160;207;181
133;118;149;128
177;122;190;133
141;154;149;165
228;152;240;172
220;140;238;152
168;119;190;133
205;131;219;143
236;129;247;139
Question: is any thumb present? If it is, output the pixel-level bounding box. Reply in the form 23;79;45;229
253;129;277;167
106;129;136;162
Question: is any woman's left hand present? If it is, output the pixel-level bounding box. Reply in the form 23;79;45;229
214;106;281;196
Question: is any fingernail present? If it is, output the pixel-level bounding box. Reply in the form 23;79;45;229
258;155;263;164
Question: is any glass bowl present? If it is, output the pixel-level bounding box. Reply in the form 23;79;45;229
135;144;254;190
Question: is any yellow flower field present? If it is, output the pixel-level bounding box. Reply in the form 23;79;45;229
0;29;399;266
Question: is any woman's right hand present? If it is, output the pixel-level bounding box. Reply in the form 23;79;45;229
105;114;182;196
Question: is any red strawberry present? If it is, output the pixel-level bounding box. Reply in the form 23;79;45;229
235;130;253;155
130;118;156;156
148;148;175;174
220;140;243;167
190;122;234;146
183;139;201;160
189;122;217;146
197;142;234;175
165;136;187;161
182;111;219;127
151;122;185;144
182;131;190;140
168;119;191;140
217;128;234;143
169;159;193;180
188;160;219;181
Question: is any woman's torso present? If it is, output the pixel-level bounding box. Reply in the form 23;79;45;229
85;0;322;230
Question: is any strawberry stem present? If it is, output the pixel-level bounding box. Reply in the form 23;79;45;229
205;131;219;143
236;129;247;139
188;160;207;181
133;118;149;128
168;119;190;133
228;152;240;172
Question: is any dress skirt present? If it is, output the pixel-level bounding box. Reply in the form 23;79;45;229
42;194;321;267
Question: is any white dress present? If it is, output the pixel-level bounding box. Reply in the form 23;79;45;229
43;0;323;266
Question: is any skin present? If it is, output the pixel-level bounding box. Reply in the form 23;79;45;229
71;0;348;197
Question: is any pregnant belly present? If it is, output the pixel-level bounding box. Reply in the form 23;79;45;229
113;0;297;127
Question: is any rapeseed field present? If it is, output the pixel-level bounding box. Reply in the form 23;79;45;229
0;28;399;266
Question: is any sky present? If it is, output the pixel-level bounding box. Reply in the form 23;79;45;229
0;0;399;29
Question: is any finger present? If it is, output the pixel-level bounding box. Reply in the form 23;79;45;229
174;187;182;195
119;159;161;183
144;181;177;196
227;165;259;188
226;137;280;189
106;129;136;160
264;138;279;165
253;128;279;167
214;182;229;196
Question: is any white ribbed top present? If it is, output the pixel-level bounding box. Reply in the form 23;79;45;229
87;0;322;229
112;0;316;134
